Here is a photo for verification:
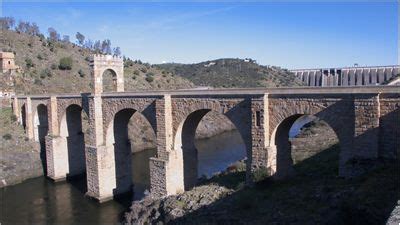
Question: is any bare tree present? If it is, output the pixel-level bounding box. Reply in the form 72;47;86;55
76;32;85;45
113;47;121;56
84;39;94;49
101;39;112;54
0;17;15;30
29;23;40;36
62;35;70;43
16;21;29;33
93;40;101;53
48;27;60;41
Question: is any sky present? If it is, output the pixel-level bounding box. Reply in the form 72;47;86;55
1;1;398;69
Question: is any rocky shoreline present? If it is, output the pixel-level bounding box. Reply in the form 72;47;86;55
0;108;44;187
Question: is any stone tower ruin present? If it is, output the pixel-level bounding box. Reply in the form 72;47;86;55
90;54;124;95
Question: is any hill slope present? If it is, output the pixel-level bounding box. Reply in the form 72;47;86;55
0;30;194;94
156;58;303;88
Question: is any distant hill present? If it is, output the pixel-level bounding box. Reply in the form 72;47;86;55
0;30;194;94
156;58;303;88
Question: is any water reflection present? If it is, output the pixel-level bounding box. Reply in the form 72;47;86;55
0;130;246;225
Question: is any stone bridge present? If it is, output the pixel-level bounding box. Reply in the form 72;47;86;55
11;86;400;202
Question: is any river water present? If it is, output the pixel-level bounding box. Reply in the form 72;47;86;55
0;130;246;225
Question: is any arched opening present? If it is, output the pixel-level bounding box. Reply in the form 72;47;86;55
106;108;157;200
20;104;26;131
59;104;86;185
34;104;49;175
271;114;340;179
174;110;247;191
103;69;118;92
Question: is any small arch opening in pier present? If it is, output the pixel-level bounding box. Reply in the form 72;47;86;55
103;69;118;92
271;115;340;179
106;108;156;200
34;104;49;175
59;104;87;191
174;110;247;191
20;104;26;131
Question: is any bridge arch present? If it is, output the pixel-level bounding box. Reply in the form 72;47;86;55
33;104;49;174
270;113;343;178
59;104;87;179
173;108;248;191
105;107;157;198
20;104;26;131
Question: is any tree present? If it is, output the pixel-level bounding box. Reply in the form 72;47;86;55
84;39;93;49
101;39;112;54
76;32;85;45
93;40;101;53
113;47;121;56
16;21;29;33
48;27;60;41
62;35;70;43
29;23;40;36
0;17;15;30
58;57;73;70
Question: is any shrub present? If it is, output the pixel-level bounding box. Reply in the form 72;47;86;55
40;68;52;78
145;75;154;83
50;63;57;70
34;78;42;85
133;70;140;75
25;58;34;69
146;72;154;77
78;69;85;77
58;57;73;70
3;133;12;140
85;56;91;62
10;114;17;122
132;75;136;80
37;54;43;60
140;67;147;73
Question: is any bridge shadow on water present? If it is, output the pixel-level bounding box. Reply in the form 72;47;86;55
172;144;399;225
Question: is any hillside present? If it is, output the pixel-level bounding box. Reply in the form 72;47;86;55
156;58;303;88
0;30;194;95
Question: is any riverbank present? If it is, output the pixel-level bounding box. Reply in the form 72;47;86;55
125;146;399;224
0;108;44;187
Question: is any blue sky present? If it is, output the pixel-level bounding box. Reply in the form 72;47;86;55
1;1;398;69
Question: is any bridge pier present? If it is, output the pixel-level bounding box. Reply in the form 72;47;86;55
84;96;116;202
45;97;67;181
150;95;185;197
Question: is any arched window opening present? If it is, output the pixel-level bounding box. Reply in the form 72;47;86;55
103;69;118;92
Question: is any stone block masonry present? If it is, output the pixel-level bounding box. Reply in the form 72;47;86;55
12;86;400;202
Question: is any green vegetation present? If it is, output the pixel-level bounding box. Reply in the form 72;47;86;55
177;145;399;224
2;133;12;140
58;57;73;70
78;69;85;77
156;58;303;88
25;58;34;69
145;75;154;83
0;28;194;94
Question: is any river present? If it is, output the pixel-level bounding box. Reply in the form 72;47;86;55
0;130;246;225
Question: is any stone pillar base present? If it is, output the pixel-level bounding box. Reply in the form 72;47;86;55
85;145;116;203
45;135;68;181
149;157;167;198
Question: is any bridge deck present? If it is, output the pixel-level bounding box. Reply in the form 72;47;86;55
16;86;400;99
